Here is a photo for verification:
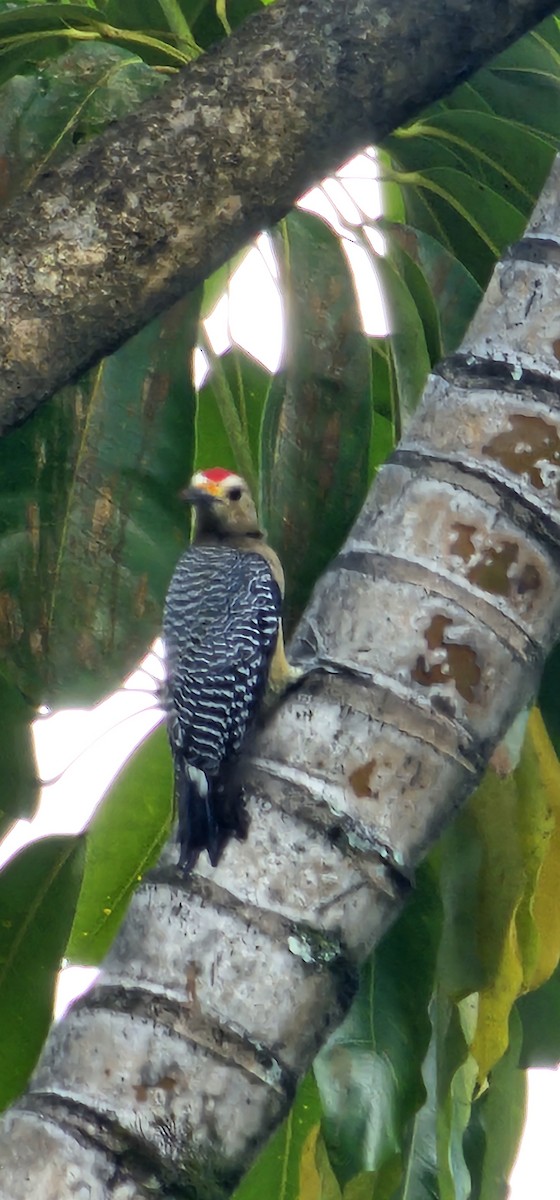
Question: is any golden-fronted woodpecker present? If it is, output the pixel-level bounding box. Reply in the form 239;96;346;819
163;467;299;873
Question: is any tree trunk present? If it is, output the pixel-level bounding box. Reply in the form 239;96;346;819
0;0;556;433
0;153;558;1200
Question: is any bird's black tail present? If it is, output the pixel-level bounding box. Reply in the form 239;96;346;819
175;764;248;873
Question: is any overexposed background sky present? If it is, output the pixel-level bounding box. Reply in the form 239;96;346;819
0;150;557;1197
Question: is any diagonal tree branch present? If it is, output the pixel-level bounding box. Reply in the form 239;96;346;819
0;0;557;433
0;152;559;1200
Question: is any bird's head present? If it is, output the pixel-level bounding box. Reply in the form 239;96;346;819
182;468;262;538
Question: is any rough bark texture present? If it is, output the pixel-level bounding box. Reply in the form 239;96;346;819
0;0;557;433
0;155;559;1200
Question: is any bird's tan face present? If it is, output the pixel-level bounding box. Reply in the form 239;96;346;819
187;470;261;537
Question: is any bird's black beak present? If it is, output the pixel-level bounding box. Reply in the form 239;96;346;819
180;486;222;505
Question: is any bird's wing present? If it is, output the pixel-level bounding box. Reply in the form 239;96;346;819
163;546;282;772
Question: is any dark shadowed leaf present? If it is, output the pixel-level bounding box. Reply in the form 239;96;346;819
390;113;551;211
381;222;482;355
195;346;272;496
343;1166;402;1200
0;834;84;1110
0;675;38;838
66;722;171;966
315;865;441;1186
434;993;477;1200
517;961;560;1068
192;0;263;51
200;250;248;320
381;19;559;299
537;640;560;757
261;212;372;630
0;293;198;705
233;1073;322;1200
0;3;192;82
369;343;397;477
396;169;526;286
369;251;431;426
464;1013;526;1200
0;42;166;207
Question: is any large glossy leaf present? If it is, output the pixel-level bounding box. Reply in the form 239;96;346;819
392;1029;439;1200
0;834;85;1110
0;292;198;705
369;342;397;478
381;18;559;297
395;169;526;286
66;722;171;966
192;0;263;51
0;42;166;207
195;345;272;496
0;2;192;82
315;865;441;1186
514;708;560;992
261;212;372;629
475;20;560;142
464;1013;526;1200
538;640;560;757
517;960;560;1068
298;1126;342;1200
381;222;482;356
435;993;478;1200
369;250;431;427
0;675;38;838
233;1073;322;1200
437;709;560;1088
391;113;551;210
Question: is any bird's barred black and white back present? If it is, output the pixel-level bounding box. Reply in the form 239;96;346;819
162;544;282;872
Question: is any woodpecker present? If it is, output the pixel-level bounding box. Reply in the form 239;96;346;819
162;467;298;873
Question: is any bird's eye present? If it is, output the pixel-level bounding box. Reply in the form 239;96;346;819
228;486;242;501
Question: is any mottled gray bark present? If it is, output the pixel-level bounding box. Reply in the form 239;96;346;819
0;0;557;433
0;155;559;1200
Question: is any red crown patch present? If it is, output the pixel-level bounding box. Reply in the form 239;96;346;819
200;467;234;483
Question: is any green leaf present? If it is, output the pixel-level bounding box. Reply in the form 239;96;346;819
380;21;559;303
200;249;248;320
0;292;198;705
466;1012;526;1200
514;708;560;992
191;0;263;52
477;21;560;143
369;341;397;474
315;865;441;1185
395;1023;439;1200
381;223;482;355
538;639;560;757
299;1125;343;1200
0;2;105;38
343;1166;402;1200
396;168;526;285
0;42;166;207
66;723;172;966
0;2;192;79
368;251;431;427
399;112;552;209
0;675;38;837
195;344;271;496
261;212;373;630
387;237;443;366
435;994;478;1200
233;1073;322;1200
0;834;85;1109
517;960;560;1068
